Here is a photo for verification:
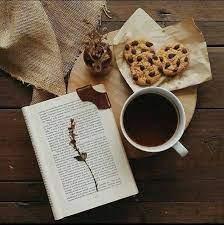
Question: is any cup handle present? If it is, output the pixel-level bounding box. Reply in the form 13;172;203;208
173;141;188;157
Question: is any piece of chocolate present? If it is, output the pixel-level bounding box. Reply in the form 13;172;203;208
137;56;142;61
148;71;155;77
145;41;153;47
165;62;170;69
174;44;180;50
77;85;111;109
165;47;170;51
148;57;153;64
182;48;187;54
125;44;130;50
159;56;164;62
140;65;145;71
158;66;163;73
131;49;136;54
150;50;155;54
128;56;133;63
133;75;138;81
168;53;176;59
131;40;138;46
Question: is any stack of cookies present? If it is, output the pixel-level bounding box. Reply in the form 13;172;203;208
123;40;189;86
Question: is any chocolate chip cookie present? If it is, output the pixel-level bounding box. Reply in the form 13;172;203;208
124;40;155;65
130;62;162;86
158;43;189;77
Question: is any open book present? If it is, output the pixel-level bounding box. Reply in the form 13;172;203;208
22;84;138;220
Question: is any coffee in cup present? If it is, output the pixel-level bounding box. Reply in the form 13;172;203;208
120;87;188;157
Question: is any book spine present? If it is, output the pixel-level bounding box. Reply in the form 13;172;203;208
22;107;62;220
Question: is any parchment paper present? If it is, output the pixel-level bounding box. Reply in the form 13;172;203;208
113;8;212;92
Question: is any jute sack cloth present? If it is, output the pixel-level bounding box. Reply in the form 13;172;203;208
0;0;107;104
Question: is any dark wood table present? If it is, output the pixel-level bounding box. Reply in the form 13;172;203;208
0;1;223;223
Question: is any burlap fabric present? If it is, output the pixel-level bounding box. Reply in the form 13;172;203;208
0;0;107;104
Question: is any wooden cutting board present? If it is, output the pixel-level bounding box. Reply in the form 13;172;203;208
68;30;197;159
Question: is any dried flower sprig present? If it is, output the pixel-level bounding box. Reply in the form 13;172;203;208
83;19;108;44
82;19;112;73
68;118;98;192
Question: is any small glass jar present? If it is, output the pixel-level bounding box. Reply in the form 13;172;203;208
83;42;113;76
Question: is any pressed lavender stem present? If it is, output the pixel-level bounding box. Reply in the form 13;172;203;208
84;160;98;192
69;119;98;192
75;146;98;192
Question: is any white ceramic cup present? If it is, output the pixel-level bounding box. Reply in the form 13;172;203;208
120;87;188;157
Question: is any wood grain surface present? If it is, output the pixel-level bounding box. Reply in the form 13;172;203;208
0;0;223;223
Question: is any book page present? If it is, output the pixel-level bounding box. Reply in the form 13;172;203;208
39;96;121;200
23;84;138;220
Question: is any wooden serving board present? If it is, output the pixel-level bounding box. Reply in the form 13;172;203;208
68;30;197;159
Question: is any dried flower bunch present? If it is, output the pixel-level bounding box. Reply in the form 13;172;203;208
68;118;98;192
83;19;112;74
